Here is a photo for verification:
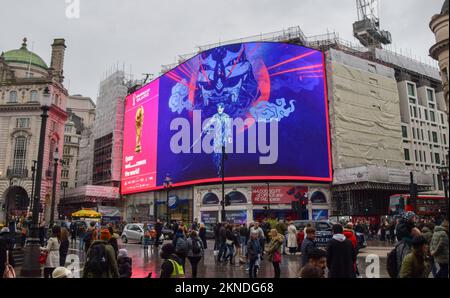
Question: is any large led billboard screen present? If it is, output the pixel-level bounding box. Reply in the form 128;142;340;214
121;42;331;194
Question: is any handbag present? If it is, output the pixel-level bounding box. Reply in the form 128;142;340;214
273;249;282;263
39;251;48;265
3;251;16;278
226;239;234;246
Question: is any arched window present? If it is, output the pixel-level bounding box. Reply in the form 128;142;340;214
310;191;327;204
202;192;219;205
227;191;247;204
13;136;27;173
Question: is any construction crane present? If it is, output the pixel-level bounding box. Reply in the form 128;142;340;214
353;0;391;49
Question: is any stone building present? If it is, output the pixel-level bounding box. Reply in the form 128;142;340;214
0;38;68;225
430;0;449;111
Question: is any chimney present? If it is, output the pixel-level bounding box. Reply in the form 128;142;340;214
50;38;66;83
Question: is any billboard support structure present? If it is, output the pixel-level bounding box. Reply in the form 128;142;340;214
221;145;226;222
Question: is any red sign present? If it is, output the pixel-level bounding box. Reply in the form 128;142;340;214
251;186;308;204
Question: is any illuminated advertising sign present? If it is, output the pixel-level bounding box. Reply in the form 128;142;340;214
121;42;331;194
251;186;308;204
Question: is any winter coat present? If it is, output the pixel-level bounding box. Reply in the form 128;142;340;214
42;236;60;268
430;225;449;264
59;238;70;265
118;256;133;278
247;238;262;261
198;227;207;248
421;227;433;244
0;231;15;278
399;250;430;278
187;237;204;257
326;234;356;278
287;224;298;248
343;229;357;248
108;233;119;257
266;234;284;263
396;238;412;277
82;240;120;278
300;237;317;266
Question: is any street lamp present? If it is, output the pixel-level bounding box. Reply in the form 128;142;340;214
29;160;37;214
21;86;51;277
164;174;173;225
438;161;449;216
49;147;59;229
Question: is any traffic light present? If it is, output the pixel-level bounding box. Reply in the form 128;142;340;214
225;194;231;206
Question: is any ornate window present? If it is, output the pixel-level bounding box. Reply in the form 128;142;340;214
13;136;28;172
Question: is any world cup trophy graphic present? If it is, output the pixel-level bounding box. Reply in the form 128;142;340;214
135;106;144;153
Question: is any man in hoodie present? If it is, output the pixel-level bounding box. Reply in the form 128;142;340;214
326;224;356;278
430;220;449;278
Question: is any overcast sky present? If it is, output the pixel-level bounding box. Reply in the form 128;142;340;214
0;0;444;101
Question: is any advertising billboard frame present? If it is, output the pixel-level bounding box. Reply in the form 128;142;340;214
121;41;332;195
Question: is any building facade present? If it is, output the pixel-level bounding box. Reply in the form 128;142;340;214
430;0;449;110
0;38;68;225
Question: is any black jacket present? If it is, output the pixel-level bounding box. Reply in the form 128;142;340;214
247;239;262;261
0;231;15;278
301;237;316;266
326;234;356;278
118;256;133;278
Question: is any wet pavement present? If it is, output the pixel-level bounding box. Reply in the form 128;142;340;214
66;239;392;278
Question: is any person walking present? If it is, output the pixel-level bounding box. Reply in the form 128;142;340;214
82;229;119;278
198;223;207;250
69;221;77;244
300;248;327;278
78;224;86;251
59;227;70;266
143;223;151;251
287;221;298;255
430;220;449;278
108;226;119;257
187;230;204;278
400;235;431;278
266;229;284;278
239;223;249;258
217;223;228;263
275;219;287;255
160;243;185;278
173;227;188;269
118;249;133;278
300;227;317;267
154;219;163;248
83;221;97;253
0;227;15;279
394;211;418;276
41;226;61;278
326;224;356;278
247;231;262;278
250;222;265;258
224;225;236;265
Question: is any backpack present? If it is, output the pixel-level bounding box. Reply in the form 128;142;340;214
192;239;201;255
387;242;404;278
85;243;109;275
175;237;188;256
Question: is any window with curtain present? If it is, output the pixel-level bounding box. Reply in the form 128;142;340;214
13;136;27;173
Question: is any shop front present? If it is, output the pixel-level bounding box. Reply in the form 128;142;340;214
195;183;331;225
154;187;193;224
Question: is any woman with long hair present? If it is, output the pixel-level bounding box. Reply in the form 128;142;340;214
266;229;284;278
41;226;61;278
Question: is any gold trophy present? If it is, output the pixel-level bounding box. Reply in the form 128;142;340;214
135;106;144;153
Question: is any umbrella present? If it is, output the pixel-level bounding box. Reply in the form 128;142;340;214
71;209;102;218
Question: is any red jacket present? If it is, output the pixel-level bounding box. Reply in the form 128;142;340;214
343;230;357;248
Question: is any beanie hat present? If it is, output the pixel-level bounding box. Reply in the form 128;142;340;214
52;267;73;278
100;228;111;241
161;243;175;255
401;211;416;221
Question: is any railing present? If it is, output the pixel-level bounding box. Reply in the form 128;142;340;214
6;167;28;178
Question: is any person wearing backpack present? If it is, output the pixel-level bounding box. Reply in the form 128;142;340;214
173;227;188;269
0;227;15;279
160;243;185;278
82;229;119;278
186;230;204;278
